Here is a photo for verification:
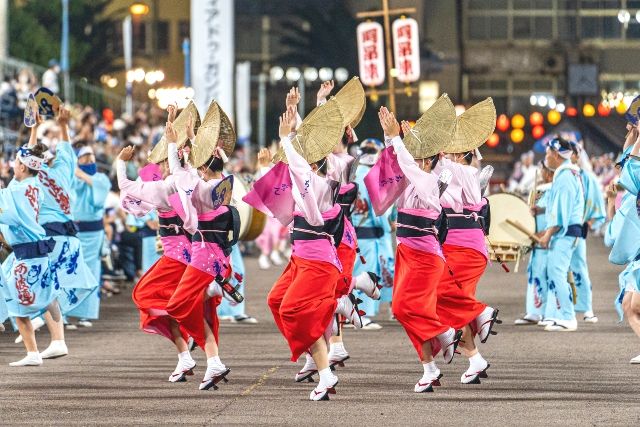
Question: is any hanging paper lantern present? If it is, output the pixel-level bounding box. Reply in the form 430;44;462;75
583;103;596;117
496;114;510;132
532;125;545;139
487;132;500;148
566;107;578;117
547;110;562;125
511;114;525;129
529;112;544;126
597;103;610;117
511;128;525;143
616;101;627;115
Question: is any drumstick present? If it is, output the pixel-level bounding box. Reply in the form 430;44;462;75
568;271;578;305
504;219;542;244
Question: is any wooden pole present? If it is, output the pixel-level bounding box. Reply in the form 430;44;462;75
382;0;396;113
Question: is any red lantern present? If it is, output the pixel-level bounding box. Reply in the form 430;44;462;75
496;114;510;132
532;125;545;139
597;103;611;117
529;112;544;127
566;107;578;117
487;133;499;148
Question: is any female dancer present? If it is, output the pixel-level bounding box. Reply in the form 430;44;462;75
165;102;238;391
71;145;112;325
375;105;461;393
265;105;363;401
1;143;55;366
435;99;499;384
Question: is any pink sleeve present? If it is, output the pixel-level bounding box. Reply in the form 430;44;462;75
116;160;169;206
391;136;437;201
281;136;324;226
459;165;482;205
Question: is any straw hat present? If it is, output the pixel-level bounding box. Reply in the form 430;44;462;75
273;98;345;164
333;77;366;128
148;101;201;164
445;98;496;154
402;94;456;159
190;101;236;168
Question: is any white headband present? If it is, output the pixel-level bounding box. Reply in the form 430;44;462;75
16;146;45;170
77;146;94;158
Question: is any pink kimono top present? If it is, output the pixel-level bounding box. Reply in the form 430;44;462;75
434;157;488;259
388;136;444;258
282;135;342;271
116;160;192;265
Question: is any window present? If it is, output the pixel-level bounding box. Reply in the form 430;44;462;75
468;16;507;40
178;21;190;51
107;22;123;55
133;21;147;53
157;21;169;53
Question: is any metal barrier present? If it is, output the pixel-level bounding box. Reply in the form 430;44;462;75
1;56;126;114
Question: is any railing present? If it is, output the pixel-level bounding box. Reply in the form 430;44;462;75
0;56;126;115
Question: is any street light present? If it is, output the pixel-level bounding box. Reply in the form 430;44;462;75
130;2;150;16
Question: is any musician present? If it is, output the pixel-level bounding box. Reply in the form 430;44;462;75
352;138;396;327
537;137;585;332
516;161;555;325
28;107;98;359
569;142;605;323
604;125;640;364
378;104;462;393
217;245;258;324
434;99;499;384
71;145;112;326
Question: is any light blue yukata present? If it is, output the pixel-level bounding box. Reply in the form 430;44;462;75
570;169;606;314
351;164;396;316
218;245;247;318
70;171;111;319
544;160;585;322
0;177;55;320
35;141;98;317
605;156;640;319
525;183;553;319
126;211;161;272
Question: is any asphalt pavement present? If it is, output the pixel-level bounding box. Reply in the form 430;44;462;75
1;236;639;426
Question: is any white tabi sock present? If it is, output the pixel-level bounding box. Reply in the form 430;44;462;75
207;356;224;368
179;351;193;363
469;352;487;371
318;367;334;386
423;361;438;376
329;342;345;354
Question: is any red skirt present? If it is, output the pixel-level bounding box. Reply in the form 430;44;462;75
334;242;356;298
166;265;223;350
267;255;340;361
436;244;487;331
132;256;187;342
392;244;449;360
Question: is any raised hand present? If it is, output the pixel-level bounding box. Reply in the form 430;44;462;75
167;103;177;123
400;120;412;137
118;146;135;162
279;110;294;139
257;147;272;166
186;112;195;140
379;108;400;138
165;121;178;143
56;106;70;125
317;80;334;103
286;87;301;109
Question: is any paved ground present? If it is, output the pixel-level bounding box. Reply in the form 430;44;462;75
1;236;639;426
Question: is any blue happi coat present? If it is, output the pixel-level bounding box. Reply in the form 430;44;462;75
351;164;396;316
0;177;54;319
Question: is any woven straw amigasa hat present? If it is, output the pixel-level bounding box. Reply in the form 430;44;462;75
332;76;366;129
445;97;496;154
273;98;345;165
402;94;456;159
148;101;201;164
190;101;236;168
